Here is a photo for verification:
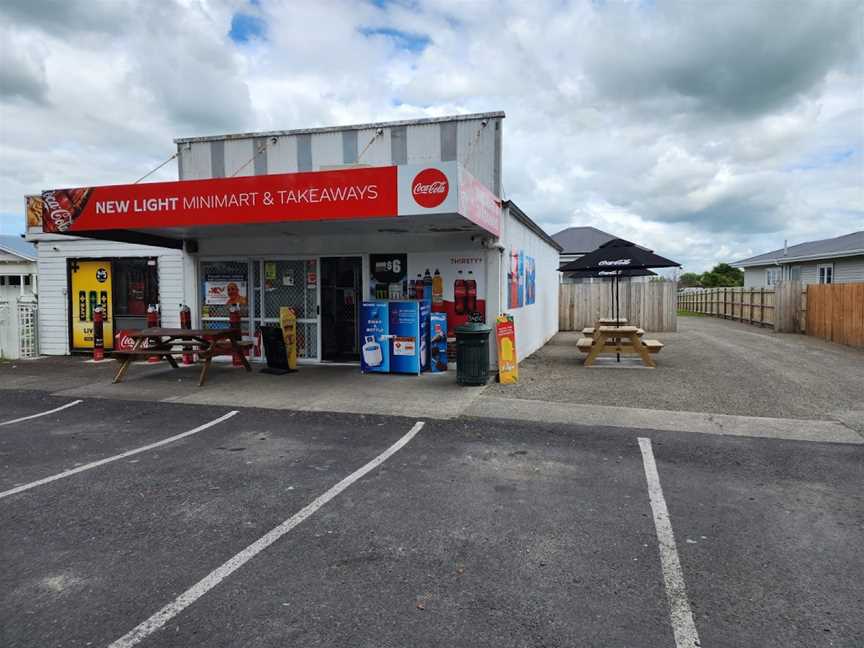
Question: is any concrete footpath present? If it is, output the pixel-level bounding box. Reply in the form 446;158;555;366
468;396;863;444
2;315;862;444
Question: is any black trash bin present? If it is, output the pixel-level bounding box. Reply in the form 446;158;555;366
455;320;492;386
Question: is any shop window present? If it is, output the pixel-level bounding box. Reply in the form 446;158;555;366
113;258;159;317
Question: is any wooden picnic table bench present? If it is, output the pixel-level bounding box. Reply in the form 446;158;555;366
576;325;663;368
582;326;644;338
113;327;252;386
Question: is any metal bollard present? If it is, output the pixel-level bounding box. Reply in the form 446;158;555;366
93;306;104;361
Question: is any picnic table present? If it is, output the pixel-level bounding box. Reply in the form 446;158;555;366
576;325;663;368
112;327;252;386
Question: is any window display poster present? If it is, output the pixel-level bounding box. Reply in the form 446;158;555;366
205;276;248;305
407;252;486;331
370;253;408;299
525;256;536;305
508;249;521;309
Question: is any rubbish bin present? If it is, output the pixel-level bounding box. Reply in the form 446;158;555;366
455;321;492;386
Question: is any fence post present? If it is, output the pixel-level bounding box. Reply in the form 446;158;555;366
759;288;764;326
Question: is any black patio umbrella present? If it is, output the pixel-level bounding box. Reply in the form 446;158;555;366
560;239;680;361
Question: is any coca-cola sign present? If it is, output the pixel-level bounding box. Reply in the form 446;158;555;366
411;168;449;208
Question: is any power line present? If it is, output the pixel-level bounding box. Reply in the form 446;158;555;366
133;152;178;184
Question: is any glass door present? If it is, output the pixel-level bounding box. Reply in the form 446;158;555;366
255;259;320;361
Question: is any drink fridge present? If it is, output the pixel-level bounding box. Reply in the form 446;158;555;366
360;300;429;375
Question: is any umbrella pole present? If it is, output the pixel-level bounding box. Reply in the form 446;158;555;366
615;274;620;362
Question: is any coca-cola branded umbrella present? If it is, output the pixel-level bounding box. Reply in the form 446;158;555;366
560;239;680;361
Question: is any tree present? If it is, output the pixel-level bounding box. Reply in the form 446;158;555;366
679;272;702;288
700;263;743;287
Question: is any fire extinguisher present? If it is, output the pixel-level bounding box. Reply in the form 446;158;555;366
228;305;243;367
146;304;160;363
92;306;105;362
180;304;193;365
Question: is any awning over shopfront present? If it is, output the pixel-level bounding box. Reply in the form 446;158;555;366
40;162;501;249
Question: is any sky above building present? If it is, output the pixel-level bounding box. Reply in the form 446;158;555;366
1;0;861;273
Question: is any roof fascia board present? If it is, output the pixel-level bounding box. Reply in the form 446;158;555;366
0;243;36;261
735;248;864;267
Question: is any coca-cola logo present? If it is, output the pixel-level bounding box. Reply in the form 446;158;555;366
43;192;73;232
412;168;449;208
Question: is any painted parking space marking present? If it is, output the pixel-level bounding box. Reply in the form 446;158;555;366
638;437;701;648
0;399;83;427
108;420;425;648
0;410;239;500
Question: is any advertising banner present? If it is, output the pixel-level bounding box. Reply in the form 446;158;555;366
40;162;501;238
42;166;399;234
458;166;501;236
25;195;43;232
525;256;536;305
279;307;298;370
70;260;113;350
496;315;518;384
408;251;486;331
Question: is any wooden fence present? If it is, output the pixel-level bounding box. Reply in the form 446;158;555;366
806;283;864;348
676;283;806;332
559;281;678;332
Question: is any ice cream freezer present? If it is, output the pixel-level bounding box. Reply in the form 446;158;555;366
360;300;431;375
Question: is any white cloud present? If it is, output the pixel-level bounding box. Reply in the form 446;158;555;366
0;0;861;270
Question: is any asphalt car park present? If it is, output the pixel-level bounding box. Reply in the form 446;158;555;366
1;390;862;648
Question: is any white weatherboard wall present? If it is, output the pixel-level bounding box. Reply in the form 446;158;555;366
33;236;184;355
493;204;560;362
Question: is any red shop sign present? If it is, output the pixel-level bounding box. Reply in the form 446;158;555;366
42;166;399;233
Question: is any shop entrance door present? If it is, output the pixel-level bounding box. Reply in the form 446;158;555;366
255;259;320;362
320;257;362;362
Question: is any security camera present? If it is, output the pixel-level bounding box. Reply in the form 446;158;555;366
376;128;384;135
481;119;488;127
271;137;278;144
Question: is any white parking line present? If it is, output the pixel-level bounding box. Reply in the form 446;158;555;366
109;420;425;648
638;437;701;648
0;400;83;427
0;410;239;500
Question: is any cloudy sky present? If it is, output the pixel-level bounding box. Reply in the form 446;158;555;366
1;0;862;272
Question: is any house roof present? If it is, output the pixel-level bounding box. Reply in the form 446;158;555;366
733;231;864;267
551;226;617;254
0;235;36;261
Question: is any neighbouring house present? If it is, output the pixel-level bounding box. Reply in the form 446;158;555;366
0;235;36;299
0;234;38;359
553;226;650;283
733;231;864;288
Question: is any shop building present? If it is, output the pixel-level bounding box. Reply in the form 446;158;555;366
34;112;560;367
25;197;184;355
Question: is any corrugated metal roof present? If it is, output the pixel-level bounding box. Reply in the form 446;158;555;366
551;226;617;253
733;231;864;267
0;235;36;261
174;111;506;144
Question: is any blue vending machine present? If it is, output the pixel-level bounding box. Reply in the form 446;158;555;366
360;301;390;373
